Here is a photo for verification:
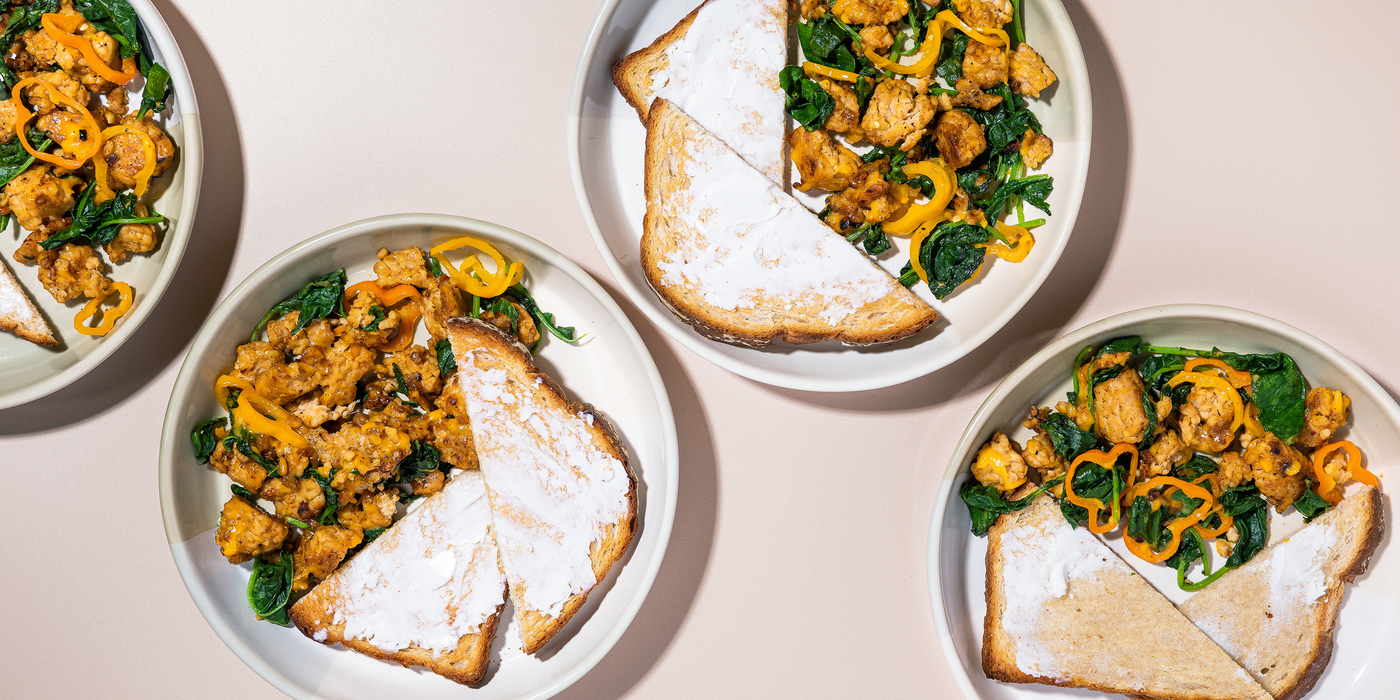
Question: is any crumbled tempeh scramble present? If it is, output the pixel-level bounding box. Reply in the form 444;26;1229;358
190;240;578;624
3;0;177;336
790;0;1056;298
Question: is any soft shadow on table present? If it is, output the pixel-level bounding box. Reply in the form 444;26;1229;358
554;278;720;700
0;1;244;436
762;0;1130;414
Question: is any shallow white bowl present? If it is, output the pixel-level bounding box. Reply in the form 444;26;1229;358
568;0;1091;391
158;214;678;700
0;0;204;409
927;304;1400;699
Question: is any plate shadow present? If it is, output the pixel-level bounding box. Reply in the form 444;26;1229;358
551;278;719;699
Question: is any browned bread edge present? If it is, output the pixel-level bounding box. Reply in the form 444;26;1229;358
446;316;639;655
610;1;705;121
290;583;506;686
0;260;58;346
1274;485;1383;700
640;98;937;348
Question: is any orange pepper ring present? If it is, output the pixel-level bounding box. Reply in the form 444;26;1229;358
344;281;422;349
10;77;104;169
1123;476;1214;563
42;13;139;85
1311;441;1374;505
1064;443;1139;534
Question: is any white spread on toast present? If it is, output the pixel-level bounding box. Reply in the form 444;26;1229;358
1195;522;1337;666
330;469;504;655
999;517;1114;678
650;0;786;184
0;260;49;338
657;119;900;325
455;358;630;618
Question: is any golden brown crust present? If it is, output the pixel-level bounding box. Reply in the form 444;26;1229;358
0;259;58;346
610;1;705;121
446;316;639;655
291;599;504;686
1272;486;1382;700
641;98;938;348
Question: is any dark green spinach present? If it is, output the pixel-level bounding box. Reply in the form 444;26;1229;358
251;269;347;341
308;469;339;526
961;473;1065;536
1219;484;1269;567
41;189;164;250
434;337;456;376
395;440;445;486
247;554;293;626
231;483;259;502
504;283;578;351
798;15;858;73
779;65;836;131
1039;412;1097;460
1295;479;1334;522
935;32;968;85
190;417;226;464
915;221;991;299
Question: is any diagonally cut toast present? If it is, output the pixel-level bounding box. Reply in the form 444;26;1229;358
289;469;506;686
984;493;1272;700
1178;485;1383;700
0;256;56;346
642;98;937;348
447;317;637;655
612;0;788;184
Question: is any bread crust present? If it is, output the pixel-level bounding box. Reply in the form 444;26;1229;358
1178;485;1383;700
640;98;938;348
0;258;57;347
983;494;1271;700
611;1;705;121
446;317;639;655
291;601;504;686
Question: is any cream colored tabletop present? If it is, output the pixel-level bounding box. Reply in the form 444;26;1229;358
3;0;1398;697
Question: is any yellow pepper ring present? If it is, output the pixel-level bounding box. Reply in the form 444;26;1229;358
431;236;525;298
906;218;939;283
863;18;943;77
10;77;104;169
213;375;309;448
978;222;1035;263
884;160;956;235
935;10;1010;49
1167;371;1245;434
1183;358;1252;389
96;125;158;199
801;61;864;84
72;282;133;336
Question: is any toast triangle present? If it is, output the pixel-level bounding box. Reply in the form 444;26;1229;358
0;256;57;346
1178;485;1383;700
983;493;1272;700
612;0;788;184
289;468;507;686
642;98;937;348
446;317;638;655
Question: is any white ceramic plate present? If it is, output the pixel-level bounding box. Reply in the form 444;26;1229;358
568;0;1091;391
0;0;204;409
927;305;1400;699
158;214;678;700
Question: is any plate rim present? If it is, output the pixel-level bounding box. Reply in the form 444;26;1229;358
924;303;1400;700
0;0;205;410
157;213;680;700
567;0;1093;392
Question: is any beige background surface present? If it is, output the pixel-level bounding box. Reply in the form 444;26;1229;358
2;0;1398;697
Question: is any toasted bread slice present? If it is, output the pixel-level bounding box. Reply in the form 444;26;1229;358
641;99;937;348
0;256;56;346
447;317;637;655
984;493;1272;700
1179;485;1383;700
289;469;506;686
612;0;788;184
